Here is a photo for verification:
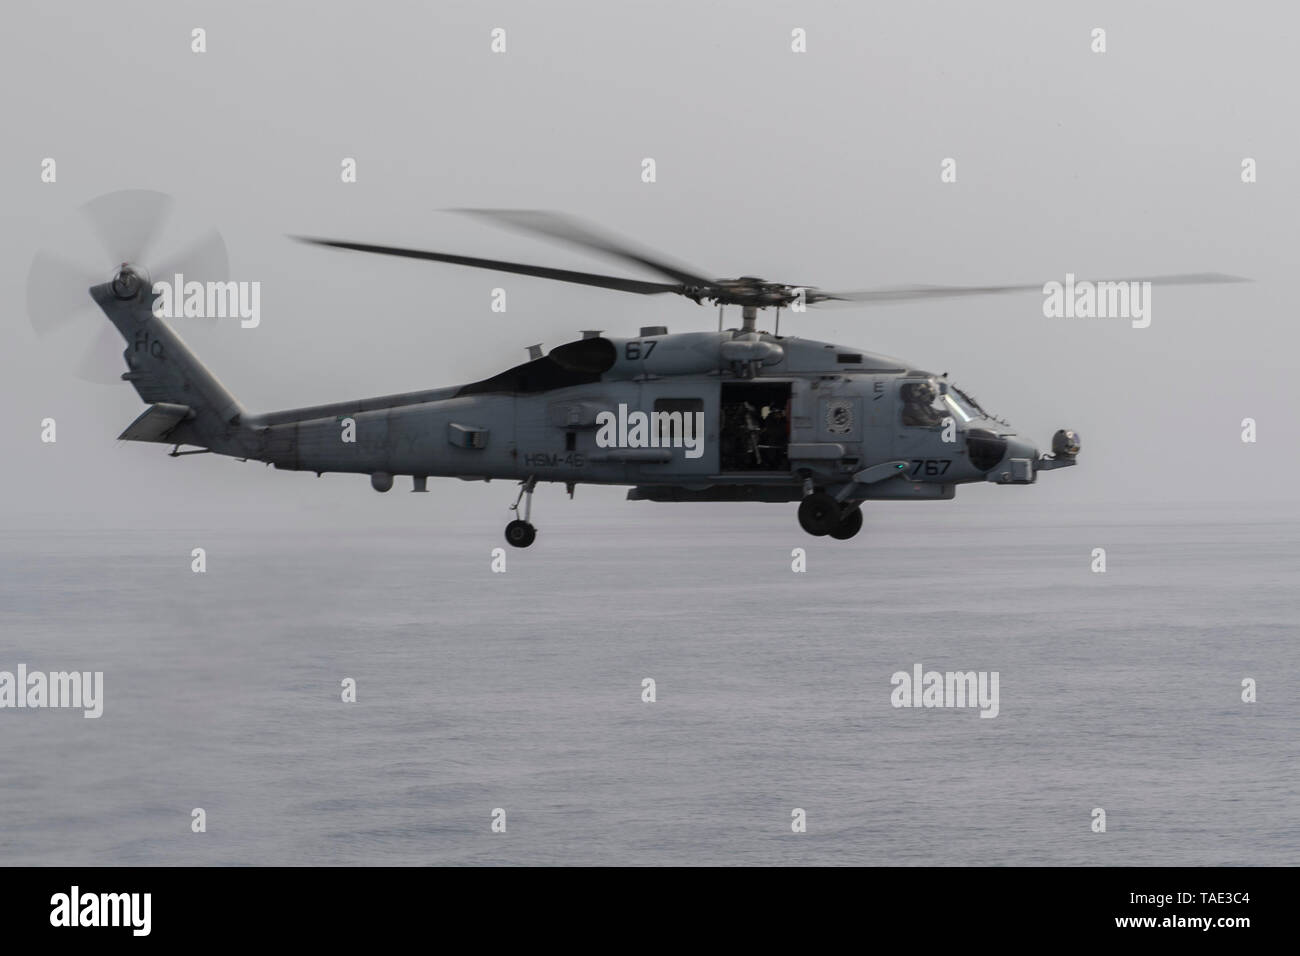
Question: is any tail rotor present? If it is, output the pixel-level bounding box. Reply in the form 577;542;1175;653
26;189;229;385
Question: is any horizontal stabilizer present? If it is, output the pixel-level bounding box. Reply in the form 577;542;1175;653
118;403;194;442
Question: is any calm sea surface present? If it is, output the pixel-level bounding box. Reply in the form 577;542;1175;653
1;501;1296;865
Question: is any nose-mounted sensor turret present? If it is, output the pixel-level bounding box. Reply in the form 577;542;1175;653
1052;429;1081;458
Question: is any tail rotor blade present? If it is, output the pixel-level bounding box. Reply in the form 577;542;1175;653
28;189;227;385
152;229;230;331
73;323;126;386
81;189;173;266
26;250;99;336
153;228;229;284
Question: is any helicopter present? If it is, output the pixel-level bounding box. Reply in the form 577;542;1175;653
44;199;1244;546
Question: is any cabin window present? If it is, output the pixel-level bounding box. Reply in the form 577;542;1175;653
652;398;703;447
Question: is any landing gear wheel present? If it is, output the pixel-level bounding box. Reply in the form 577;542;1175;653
504;519;537;548
829;506;863;540
797;492;840;536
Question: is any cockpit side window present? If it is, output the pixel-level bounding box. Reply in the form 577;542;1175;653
941;393;975;423
900;380;946;427
950;386;988;420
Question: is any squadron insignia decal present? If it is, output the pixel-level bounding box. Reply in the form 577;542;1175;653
826;400;854;435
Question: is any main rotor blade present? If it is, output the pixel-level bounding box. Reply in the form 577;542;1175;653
294;237;687;296
450;209;715;287
817;272;1250;305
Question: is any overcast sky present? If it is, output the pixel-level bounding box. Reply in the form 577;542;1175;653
3;0;1296;529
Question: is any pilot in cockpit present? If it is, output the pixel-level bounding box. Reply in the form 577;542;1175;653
900;380;946;427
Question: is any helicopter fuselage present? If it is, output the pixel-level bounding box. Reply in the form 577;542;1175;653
96;276;1076;545
235;329;1067;502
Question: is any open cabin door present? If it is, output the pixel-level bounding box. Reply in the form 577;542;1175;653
719;381;792;472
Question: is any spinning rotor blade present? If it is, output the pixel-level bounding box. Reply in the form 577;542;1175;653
81;189;173;266
818;272;1250;305
294;237;686;296
154;228;230;286
151;228;231;335
74;324;126;385
297;211;1251;318
26;189;230;385
450;208;715;287
26;250;100;336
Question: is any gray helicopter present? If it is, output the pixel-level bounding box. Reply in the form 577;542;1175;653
60;204;1242;546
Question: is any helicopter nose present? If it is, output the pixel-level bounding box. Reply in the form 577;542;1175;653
1004;436;1038;461
987;436;1039;484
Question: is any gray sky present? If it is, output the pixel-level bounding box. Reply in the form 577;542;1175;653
3;0;1297;529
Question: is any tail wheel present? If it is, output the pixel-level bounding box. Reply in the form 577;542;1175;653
797;492;839;536
829;506;863;540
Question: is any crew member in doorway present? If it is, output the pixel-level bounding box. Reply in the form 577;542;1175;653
759;404;788;469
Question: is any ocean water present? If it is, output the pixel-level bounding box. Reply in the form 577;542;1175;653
1;500;1296;866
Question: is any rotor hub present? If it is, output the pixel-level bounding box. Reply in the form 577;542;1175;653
111;263;147;300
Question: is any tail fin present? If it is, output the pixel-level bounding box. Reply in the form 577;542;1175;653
91;273;246;451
